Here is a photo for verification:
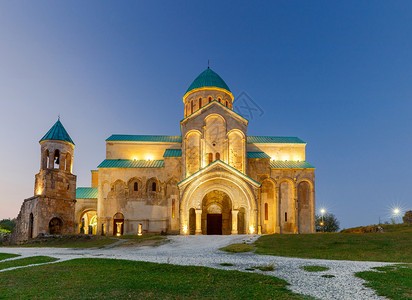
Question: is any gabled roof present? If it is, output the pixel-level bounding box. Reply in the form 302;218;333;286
163;149;182;157
76;187;98;199
98;159;164;168
106;135;182;143
247;136;306;144
39;120;75;146
180;100;248;124
247;152;271;159
185;68;231;95
270;161;315;169
178;159;261;188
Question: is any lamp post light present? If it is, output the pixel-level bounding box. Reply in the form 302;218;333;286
392;208;401;224
320;208;326;232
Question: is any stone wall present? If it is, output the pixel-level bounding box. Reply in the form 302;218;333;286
97;157;181;235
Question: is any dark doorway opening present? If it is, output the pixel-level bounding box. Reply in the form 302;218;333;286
207;214;222;235
49;217;62;234
28;213;34;239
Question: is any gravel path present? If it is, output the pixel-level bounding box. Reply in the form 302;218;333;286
1;235;391;300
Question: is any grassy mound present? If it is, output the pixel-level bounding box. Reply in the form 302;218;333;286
219;243;255;253
6;235;118;249
254;225;412;262
0;258;313;299
341;223;411;233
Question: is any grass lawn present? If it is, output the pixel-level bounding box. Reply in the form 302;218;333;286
0;258;313;299
0;253;20;261
219;243;255;253
2;235;118;249
116;234;167;247
356;264;412;300
254;224;412;262
300;265;330;272
0;256;58;270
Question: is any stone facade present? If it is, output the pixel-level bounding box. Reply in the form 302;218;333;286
14;67;316;241
13;137;77;243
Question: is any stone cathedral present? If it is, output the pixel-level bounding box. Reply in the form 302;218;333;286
13;68;315;242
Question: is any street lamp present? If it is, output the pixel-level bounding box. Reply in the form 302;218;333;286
320;208;326;232
392;207;401;224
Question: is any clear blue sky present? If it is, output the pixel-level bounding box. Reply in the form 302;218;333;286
0;1;411;228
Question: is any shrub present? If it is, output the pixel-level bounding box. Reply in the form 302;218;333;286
315;213;340;232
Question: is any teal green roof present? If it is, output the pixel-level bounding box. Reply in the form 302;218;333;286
98;159;164;168
163;149;182;157
40;120;75;145
270;161;315;169
106;135;182;143
185;68;231;95
247;136;306;144
247;152;271;159
76;187;98;199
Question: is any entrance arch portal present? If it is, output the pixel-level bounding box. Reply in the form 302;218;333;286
202;191;232;235
178;161;260;235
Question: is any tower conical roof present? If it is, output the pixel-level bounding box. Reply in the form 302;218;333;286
39;119;75;146
185;68;231;95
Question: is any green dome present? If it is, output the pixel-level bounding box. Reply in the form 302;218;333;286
39;119;75;146
185;68;231;95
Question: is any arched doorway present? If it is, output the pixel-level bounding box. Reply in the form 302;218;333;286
201;190;232;235
178;163;260;235
49;217;63;234
80;211;97;234
113;213;124;236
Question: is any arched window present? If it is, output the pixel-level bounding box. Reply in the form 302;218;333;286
134;182;138;191
54;150;60;168
208;153;213;164
215;152;220;160
265;203;269;220
285;212;288;222
191;100;194;114
218;98;221;103
28;213;34;239
226;101;229;107
208;97;212;103
152;182;156;192
198;98;202;109
172;199;175;218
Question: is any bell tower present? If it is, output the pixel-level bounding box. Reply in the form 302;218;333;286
13;119;77;243
35;119;76;200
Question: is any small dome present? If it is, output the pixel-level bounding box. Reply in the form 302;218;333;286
185;68;231;95
39;119;75;146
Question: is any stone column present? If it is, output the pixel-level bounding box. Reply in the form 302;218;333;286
195;209;202;235
274;187;281;233
311;188;316;233
293;185;298;234
59;153;66;170
256;189;262;234
49;151;55;169
231;210;239;234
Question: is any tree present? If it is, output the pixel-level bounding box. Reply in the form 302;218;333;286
0;218;16;233
403;210;412;224
315;213;340;232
